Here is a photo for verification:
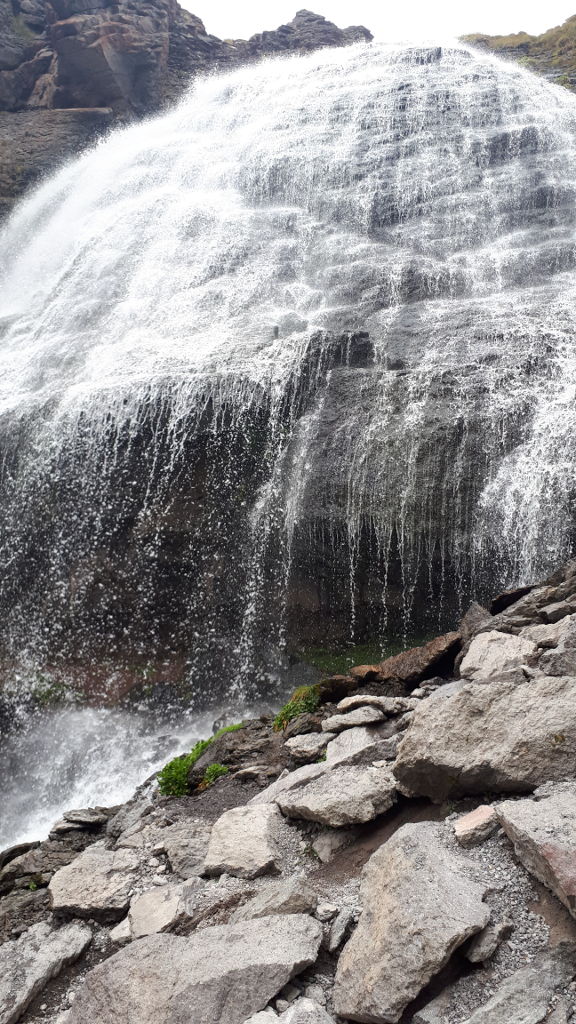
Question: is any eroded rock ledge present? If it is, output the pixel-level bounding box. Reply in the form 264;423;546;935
0;2;372;209
3;559;576;1023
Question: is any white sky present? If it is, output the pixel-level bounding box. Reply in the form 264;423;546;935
180;1;576;44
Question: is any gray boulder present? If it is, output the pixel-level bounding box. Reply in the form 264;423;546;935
0;921;91;1024
462;945;576;1023
497;782;576;917
394;675;576;800
459;630;536;681
156;819;212;878
325;724;398;765
284;732;334;762
280;997;335;1024
49;844;140;922
66;914;323;1024
277;763;397;827
333;821;489;1023
203;804;282;879
321;707;384;733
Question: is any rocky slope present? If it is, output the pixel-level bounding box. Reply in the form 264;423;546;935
463;14;576;89
0;3;371;211
3;560;576;1023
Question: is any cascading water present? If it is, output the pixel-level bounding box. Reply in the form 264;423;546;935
2;40;576;844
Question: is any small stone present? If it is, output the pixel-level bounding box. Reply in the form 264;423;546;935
328;907;354;952
335;695;408;714
325;724;398;765
315;903;338;922
466;917;514;963
128;884;185;937
109;917;132;945
312;829;357;863
454;806;498;848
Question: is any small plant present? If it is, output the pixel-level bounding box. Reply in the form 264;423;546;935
157;738;212;796
273;685;321;731
200;763;229;788
157;723;245;796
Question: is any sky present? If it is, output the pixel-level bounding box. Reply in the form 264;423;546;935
180;1;576;44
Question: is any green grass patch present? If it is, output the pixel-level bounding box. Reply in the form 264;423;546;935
157;722;245;796
273;685;321;732
200;763;229;787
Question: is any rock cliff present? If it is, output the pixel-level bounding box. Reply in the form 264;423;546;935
0;3;371;210
463;14;576;89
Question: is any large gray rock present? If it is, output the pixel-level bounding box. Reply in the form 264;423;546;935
459;630;536;681
250;764;330;807
333;821;489;1023
233;877;317;922
394;676;576;801
0;921;92;1024
497;783;576;917
325;724;398;765
277;763;397;827
66;914;323;1024
321;707;384;733
462;945;576;1023
156;819;212;878
128;883;186;937
49;844;140;922
203;804;282;879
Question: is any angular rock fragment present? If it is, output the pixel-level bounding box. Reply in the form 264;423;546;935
66;914;323;1024
280;997;335;1024
462;944;576;1023
277;764;397;827
377;631;461;688
311;828;358;863
321;707;384;732
203;804;282;879
454;805;498;847
459;630;536;681
233;877;317;922
333;821;489;1023
250;763;329;806
335;695;412;714
285;733;334;762
497;783;576;917
156;819;212;878
325;724;398;765
128;883;186;937
394;676;576;800
465;916;513;962
49;844;140;922
0;921;92;1024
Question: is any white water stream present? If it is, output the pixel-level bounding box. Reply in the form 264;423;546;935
2;41;576;845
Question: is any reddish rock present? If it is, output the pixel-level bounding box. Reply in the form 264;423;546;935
377;632;461;690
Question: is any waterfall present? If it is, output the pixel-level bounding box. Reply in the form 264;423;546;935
2;40;576;717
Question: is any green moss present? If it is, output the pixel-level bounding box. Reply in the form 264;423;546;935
10;14;37;42
157;722;245;796
201;763;229;787
273;685;321;732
